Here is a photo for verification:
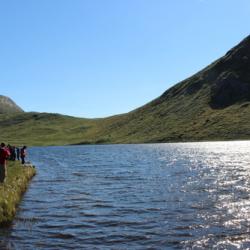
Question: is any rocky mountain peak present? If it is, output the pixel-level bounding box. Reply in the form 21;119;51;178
0;95;24;114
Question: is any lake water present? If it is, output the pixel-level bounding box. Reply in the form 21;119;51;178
0;142;250;249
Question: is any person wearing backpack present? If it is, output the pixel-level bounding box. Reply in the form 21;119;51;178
0;143;11;183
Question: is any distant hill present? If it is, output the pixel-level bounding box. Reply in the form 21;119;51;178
1;35;250;145
0;95;24;114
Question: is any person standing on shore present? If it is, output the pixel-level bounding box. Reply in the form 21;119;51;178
16;147;20;161
20;146;27;164
0;143;11;183
10;146;16;161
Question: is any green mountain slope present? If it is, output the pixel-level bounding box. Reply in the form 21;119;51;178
98;35;250;143
0;112;96;146
1;35;250;145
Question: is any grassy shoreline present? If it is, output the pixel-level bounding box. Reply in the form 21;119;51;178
0;161;36;227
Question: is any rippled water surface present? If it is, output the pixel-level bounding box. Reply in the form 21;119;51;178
0;142;250;249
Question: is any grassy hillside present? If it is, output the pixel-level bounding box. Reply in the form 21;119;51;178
0;112;98;146
1;35;250;146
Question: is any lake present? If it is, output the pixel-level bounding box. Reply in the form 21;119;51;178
0;142;250;249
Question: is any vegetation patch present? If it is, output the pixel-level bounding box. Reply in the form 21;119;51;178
0;161;36;227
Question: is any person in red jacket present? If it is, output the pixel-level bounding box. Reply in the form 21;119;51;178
0;142;11;183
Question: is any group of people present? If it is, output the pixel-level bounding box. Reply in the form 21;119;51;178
0;143;27;183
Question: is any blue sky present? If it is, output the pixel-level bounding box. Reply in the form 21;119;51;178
0;0;250;118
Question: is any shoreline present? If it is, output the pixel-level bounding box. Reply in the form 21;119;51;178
68;138;250;146
0;161;36;227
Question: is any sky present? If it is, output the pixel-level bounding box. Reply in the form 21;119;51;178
0;0;250;118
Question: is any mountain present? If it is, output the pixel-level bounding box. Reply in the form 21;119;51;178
1;35;250;145
0;95;24;114
87;34;250;144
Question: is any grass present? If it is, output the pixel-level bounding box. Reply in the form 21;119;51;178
0;161;36;226
0;88;250;146
1;94;250;146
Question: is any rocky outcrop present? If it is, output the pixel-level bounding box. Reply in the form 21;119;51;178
0;95;24;114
